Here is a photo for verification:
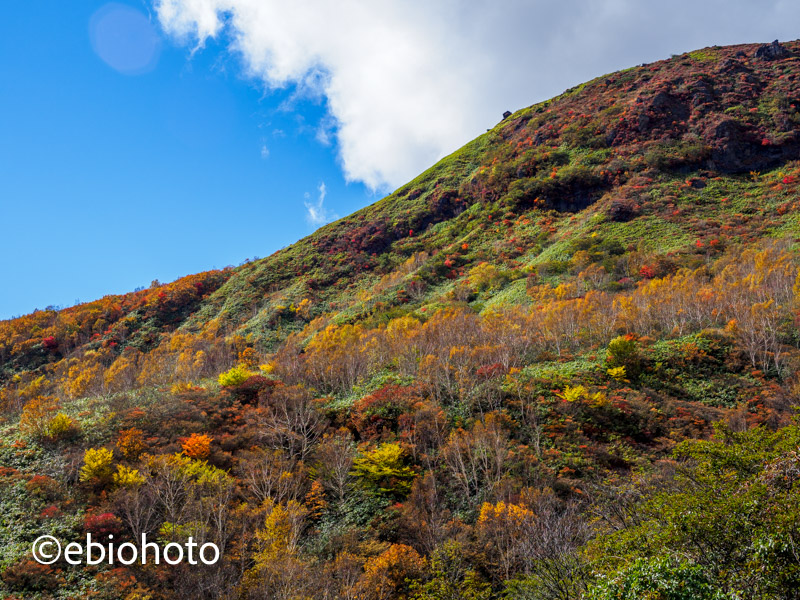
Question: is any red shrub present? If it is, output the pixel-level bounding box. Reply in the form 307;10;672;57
638;265;656;279
84;511;122;537
352;385;421;441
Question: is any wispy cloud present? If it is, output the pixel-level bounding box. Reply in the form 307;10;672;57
304;182;337;227
315;115;336;147
260;144;269;159
156;0;800;191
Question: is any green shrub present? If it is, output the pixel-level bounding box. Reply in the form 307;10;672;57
606;335;641;378
585;558;731;600
411;541;490;600
643;139;711;170
218;365;253;387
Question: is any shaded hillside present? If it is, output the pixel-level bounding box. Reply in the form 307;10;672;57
2;40;800;600
0;270;230;380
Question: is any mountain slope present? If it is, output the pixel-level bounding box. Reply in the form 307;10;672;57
177;38;800;338
4;40;800;367
2;40;800;600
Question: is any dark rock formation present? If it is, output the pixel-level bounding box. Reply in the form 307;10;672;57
755;40;790;61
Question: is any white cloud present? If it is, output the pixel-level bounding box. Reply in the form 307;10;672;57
304;182;337;227
155;0;800;191
260;143;269;159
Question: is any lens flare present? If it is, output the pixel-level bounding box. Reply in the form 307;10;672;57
89;3;161;75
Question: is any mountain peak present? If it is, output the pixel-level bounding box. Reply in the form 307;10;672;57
4;40;800;361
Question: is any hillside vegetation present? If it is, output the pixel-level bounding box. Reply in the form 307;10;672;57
3;40;800;599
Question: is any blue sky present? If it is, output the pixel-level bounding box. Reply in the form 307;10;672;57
3;0;800;319
1;0;371;319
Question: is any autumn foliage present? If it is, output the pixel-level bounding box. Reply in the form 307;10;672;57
4;41;800;600
180;433;212;460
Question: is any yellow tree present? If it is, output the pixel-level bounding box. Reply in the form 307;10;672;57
244;499;312;600
19;396;61;439
357;544;426;600
104;349;141;393
476;501;536;581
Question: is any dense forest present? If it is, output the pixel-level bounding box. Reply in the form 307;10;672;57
3;40;800;599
